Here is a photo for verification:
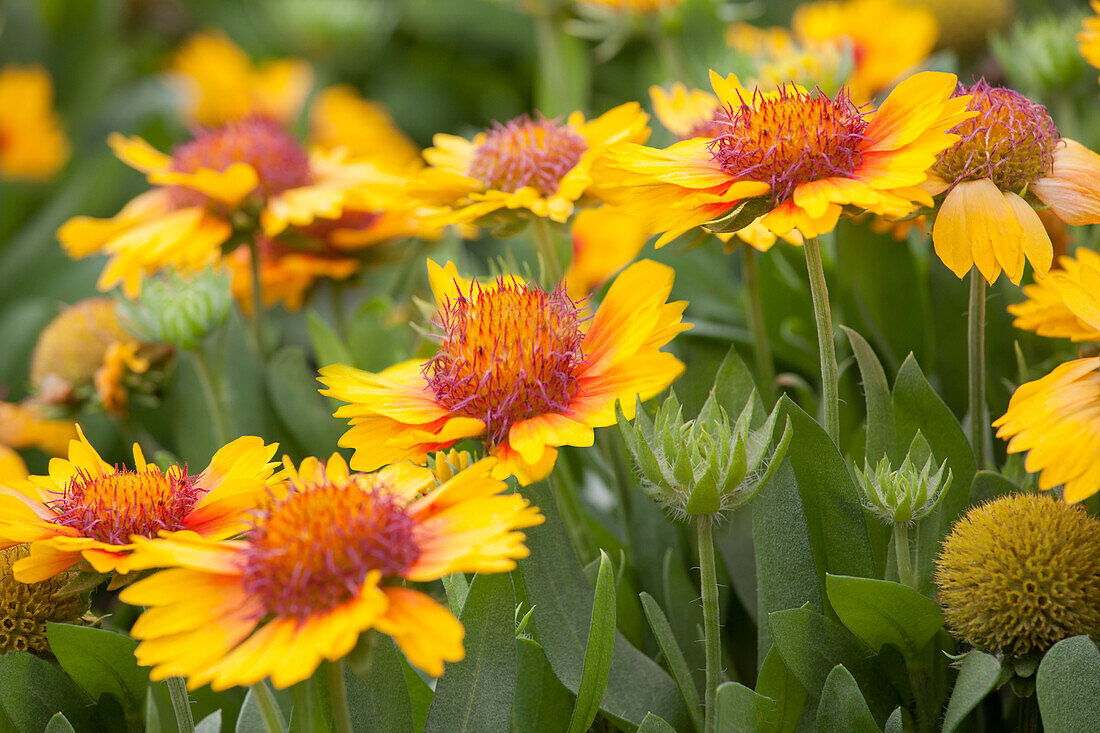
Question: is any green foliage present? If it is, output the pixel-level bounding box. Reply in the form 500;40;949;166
1036;636;1100;733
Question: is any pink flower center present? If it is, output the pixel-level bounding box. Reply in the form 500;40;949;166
468;115;588;196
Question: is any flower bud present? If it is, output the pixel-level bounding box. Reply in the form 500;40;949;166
618;391;792;519
991;12;1089;94
118;269;231;350
854;453;951;524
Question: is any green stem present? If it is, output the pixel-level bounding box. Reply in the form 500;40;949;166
533;216;563;286
166;677;195;733
326;661;353;733
742;246;776;404
653;23;687;82
893;522;915;589
1015;693;1039;733
533;6;570;116
248;237;267;358
968;270;987;468
331;282;348;343
697;516;721;733
191;344;231;445
290;681;312;733
908;652;938;733
803;237;840;443
552;473;597;564
250;682;287;733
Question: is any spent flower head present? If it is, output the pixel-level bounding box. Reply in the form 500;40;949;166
855;453;951;524
618;391;792;519
1;546;87;657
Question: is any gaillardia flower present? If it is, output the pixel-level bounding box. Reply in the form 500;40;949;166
576;0;682;14
412;103;650;225
929;80;1100;285
1080;2;1100;85
1008;248;1100;342
321;258;689;484
0;64;70;180
1;545;86;656
0;401;76;461
0;428;278;581
167;31;312;127
119;454;542;689
603;71;972;245
936;493;1100;657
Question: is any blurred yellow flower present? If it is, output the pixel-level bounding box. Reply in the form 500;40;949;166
1009;248;1100;342
226;238;359;315
120;455;542;689
564;207;648;300
577;0;681;13
726;22;848;95
0;402;76;460
0;65;70;180
310;85;422;175
167;31;313;126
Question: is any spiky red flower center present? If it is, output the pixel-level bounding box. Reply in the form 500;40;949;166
425;279;585;445
168;116;311;208
709;86;869;203
49;468;202;545
933;81;1059;193
239;480;419;619
468;115;588;196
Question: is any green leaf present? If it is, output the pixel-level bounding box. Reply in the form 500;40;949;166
710;346;763;423
401;657;433;733
884;707;904;733
346;636;415;733
46;623;148;714
841;326;895;463
968;470;1018;505
703;197;773;234
754;647;806;733
715;505;758;625
347;297;412;372
265;346;345;457
307;310;355;368
195;711;222;733
567;551;617;733
639;593;704;733
824;575;944;658
519;481;690;731
636;712;678;733
815;666;879;733
1036;636;1100;733
513;638;574;733
44;714;76;733
715;682;779;733
0;653;94;733
942;650;1001;733
425;572;517;733
236;686;291;733
661;549;706;691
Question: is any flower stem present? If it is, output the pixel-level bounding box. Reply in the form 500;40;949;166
248;237;267;358
968;270;987;468
326;661;353;733
191;344;231;446
290;681;312;733
742;246;776;404
653;22;687;82
697;516;722;733
533;217;563;286
893;521;915;589
250;682;287;733
803;237;840;443
166;677;195;733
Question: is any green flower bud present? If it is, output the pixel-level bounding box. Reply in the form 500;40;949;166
118;269;231;350
618;391;792;520
991;12;1089;94
854;454;951;524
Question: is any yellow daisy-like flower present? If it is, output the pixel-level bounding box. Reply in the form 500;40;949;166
320;258;689;484
412;103;650;225
310;85;422;175
0;64;70;181
167;31;312;127
994;358;1100;504
226;237;359;315
57;117;388;297
119;454;542;689
564;207;648;300
929;80;1100;285
1009;248;1100;342
604;71;971;246
725;22;848;96
0;401;76;459
1080;2;1100;77
0;428;279;582
791;0;938;103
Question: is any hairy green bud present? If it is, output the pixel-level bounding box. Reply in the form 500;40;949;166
118;269;231;350
854;454;951;524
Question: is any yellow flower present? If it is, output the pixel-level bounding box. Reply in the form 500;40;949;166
603;71;971;245
1082;2;1100;74
929;80;1100;285
412;103;650;225
1009;248;1100;342
57;118;388;297
1;545;87;657
564;207;648;300
320;258;689;484
0;427;279;581
310;85;422;175
0;401;76;459
0;65;70;180
994;358;1100;503
726;23;848;95
576;0;681;13
791;0;938;103
167;31;312;127
226;238;359;315
0;446;26;485
119;454;542;689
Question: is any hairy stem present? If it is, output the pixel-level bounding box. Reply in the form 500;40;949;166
968;270;987;468
697;516;722;733
803;237;840;443
533;216;563;286
893;522;915;589
742;246;776;404
326;661;353;733
166;677;195;733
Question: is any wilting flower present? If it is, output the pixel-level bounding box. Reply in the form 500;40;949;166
411;103;650;226
1008;248;1100;342
929;80;1100;285
855;453;951;524
603;71;971;244
0;428;279;581
0;64;70;180
120;454;542;689
936;493;1100;657
1;546;86;657
791;0;938;103
167;30;313;127
321;258;689;484
994;358;1100;504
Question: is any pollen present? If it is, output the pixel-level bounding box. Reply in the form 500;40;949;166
48;468;202;545
468;115;588;196
169;116;311;208
933;80;1059;193
239;478;420;619
425;279;585;445
709;85;869;203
